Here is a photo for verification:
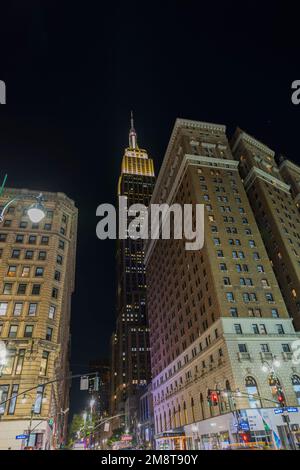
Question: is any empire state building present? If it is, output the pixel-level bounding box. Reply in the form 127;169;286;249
110;114;156;427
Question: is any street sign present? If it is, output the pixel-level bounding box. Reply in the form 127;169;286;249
287;407;298;413
80;376;89;391
16;434;28;440
274;409;283;414
104;422;110;432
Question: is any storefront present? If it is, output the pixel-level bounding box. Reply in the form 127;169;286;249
155;430;186;450
184;407;300;450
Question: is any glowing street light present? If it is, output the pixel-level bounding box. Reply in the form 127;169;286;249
0;191;46;224
27;195;46;223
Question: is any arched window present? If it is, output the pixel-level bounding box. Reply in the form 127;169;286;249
191;396;195;422
163;411;167;431
292;375;300;405
178;404;182;426
225;380;231;391
200;392;205;420
168;408;172;429
183;401;188;424
245;376;261;408
173;407;176;428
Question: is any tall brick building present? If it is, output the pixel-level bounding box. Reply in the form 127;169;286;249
231;130;300;330
145;119;300;450
0;188;77;449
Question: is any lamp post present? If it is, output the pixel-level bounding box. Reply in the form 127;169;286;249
261;358;282;405
0;192;46;223
261;358;296;450
26;404;36;448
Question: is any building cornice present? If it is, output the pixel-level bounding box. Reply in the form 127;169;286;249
279;159;300;176
150;119;226;205
243;166;291;194
232;130;275;158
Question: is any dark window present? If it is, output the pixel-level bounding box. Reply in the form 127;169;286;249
11;249;20;259
17;284;27;295
46;327;53;341
25;250;34;260
35;267;44;277
52;287;58;299
32;284;41;295
41;236;49;245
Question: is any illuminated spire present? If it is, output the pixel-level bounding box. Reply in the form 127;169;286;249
129;110;138;149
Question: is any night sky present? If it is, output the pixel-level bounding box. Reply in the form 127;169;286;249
0;1;299;415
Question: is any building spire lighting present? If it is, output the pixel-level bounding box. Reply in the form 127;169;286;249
129;110;138;149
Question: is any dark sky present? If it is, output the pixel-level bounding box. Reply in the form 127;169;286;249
0;1;299;415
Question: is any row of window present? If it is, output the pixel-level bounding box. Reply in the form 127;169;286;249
0;322;53;341
234;322;284;335
5;249;63;264
219;263;265;273
216;249;262;260
0;302;56;318
238;342;291;353
1;219;67;235
226;291;275;303
223;277;270;288
4;265;61;281
213;237;257;248
229;306;279;318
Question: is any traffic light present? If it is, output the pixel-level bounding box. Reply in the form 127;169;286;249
277;392;285;407
207;389;219;406
276;385;285;407
211;391;218;406
88;376;100;393
94;376;100;392
240;432;250;443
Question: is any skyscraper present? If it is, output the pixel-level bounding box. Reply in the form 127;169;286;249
231;130;300;330
145;119;300;450
110;115;155;429
0;188;77;450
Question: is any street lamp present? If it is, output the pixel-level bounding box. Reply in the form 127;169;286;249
0;192;46;223
90;398;96;411
261;358;296;450
261;358;280;375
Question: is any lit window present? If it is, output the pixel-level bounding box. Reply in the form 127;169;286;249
0;302;8;316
